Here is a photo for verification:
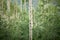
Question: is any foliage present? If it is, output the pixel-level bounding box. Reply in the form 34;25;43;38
0;0;60;40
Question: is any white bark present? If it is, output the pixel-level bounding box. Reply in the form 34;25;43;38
29;0;33;40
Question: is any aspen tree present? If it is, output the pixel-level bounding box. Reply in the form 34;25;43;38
6;0;11;29
7;0;10;12
0;0;3;13
7;0;11;16
21;0;22;12
7;0;11;13
29;0;33;40
14;0;17;18
20;0;22;19
24;0;26;12
0;0;3;16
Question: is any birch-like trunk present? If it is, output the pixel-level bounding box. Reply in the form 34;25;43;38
29;0;33;40
0;0;3;16
21;0;22;12
24;0;26;11
6;0;11;29
7;0;10;12
0;0;3;11
19;0;22;19
14;0;17;18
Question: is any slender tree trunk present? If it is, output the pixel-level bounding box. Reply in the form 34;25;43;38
29;0;33;40
7;0;10;12
0;0;3;13
19;0;22;19
21;0;22;12
0;0;3;10
14;0;17;18
6;0;11;29
0;0;3;16
24;0;26;11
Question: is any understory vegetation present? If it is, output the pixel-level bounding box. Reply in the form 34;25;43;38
0;0;60;40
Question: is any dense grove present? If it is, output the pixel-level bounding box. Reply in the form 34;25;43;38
0;0;60;40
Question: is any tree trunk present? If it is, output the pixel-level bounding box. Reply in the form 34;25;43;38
21;0;22;12
24;0;26;11
14;0;17;18
29;0;33;40
0;0;3;16
7;0;10;12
